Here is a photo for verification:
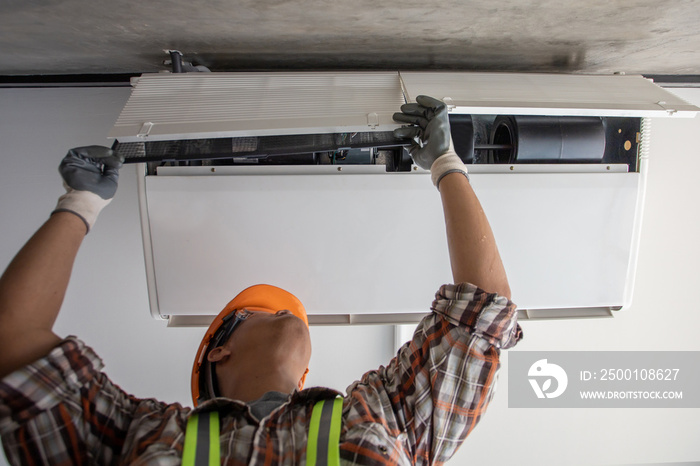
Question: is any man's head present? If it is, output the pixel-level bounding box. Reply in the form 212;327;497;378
191;285;311;406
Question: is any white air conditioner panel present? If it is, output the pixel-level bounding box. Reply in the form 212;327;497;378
144;168;638;319
146;169;451;317
110;72;404;142
400;72;699;117
475;171;639;310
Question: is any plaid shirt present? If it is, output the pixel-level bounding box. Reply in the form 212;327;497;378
0;283;522;465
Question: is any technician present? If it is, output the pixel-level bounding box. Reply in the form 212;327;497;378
0;96;522;465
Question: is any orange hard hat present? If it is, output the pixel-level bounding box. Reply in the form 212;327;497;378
191;284;310;406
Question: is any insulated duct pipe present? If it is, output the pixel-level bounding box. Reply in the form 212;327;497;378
490;116;606;163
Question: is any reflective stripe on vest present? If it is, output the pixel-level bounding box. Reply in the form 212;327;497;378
182;396;342;466
307;396;343;466
183;411;220;466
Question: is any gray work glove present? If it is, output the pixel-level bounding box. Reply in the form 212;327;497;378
53;146;124;233
393;95;469;189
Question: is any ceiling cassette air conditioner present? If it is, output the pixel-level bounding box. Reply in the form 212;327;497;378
109;71;698;326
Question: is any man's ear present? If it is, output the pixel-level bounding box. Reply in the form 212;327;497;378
207;346;231;363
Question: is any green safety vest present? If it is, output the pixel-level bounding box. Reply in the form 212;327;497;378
182;396;343;466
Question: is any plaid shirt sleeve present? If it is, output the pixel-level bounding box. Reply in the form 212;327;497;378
345;283;522;464
0;336;143;465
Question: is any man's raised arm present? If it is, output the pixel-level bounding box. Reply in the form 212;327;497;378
0;147;123;378
393;95;511;298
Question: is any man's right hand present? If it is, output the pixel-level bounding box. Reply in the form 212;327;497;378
393;96;469;189
54;146;124;233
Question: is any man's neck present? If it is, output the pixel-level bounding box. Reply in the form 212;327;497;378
221;375;297;403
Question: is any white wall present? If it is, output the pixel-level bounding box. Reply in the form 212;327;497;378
1;87;699;465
